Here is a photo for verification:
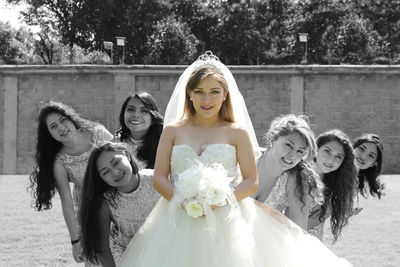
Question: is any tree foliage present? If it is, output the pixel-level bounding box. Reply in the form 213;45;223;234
3;0;400;65
0;21;37;64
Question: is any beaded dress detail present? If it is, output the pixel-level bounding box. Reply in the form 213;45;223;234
55;125;112;214
264;172;289;213
107;169;160;263
113;135;146;169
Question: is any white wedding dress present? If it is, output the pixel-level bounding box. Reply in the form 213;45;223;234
119;144;352;267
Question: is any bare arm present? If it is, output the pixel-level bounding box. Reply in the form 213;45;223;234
253;153;278;202
233;128;259;201
285;175;310;230
153;125;175;201
307;203;332;229
53;161;82;263
97;201;115;267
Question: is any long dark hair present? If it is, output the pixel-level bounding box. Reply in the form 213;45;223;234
80;142;139;264
316;130;357;241
115;92;163;168
353;133;384;198
29;101;93;211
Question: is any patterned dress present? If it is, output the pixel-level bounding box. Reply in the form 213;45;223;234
55;125;113;220
113;135;147;169
107;169;160;264
308;206;324;240
264;172;289;214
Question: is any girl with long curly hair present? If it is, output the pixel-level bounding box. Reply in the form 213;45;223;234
308;130;358;241
114;92;163;169
253;114;324;230
29;101;112;263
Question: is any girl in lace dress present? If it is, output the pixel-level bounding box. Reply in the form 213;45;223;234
114;92;163;169
119;52;352;267
253;114;324;229
80;142;160;266
29;101;113;263
353;133;384;199
307;130;358;241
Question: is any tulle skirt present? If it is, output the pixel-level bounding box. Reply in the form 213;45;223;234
119;198;352;267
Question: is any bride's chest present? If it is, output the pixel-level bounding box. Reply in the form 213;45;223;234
170;144;238;177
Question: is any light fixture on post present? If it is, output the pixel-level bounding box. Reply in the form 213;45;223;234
103;41;114;64
116;36;127;64
298;33;308;64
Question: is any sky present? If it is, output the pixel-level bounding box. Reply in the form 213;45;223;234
0;0;28;28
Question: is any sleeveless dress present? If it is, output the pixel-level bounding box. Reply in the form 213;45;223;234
106;169;160;264
55;125;112;220
264;171;289;213
119;144;352;267
308;206;325;240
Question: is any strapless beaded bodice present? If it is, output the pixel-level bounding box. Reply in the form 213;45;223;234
170;144;238;182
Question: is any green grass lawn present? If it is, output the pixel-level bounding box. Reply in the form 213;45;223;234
1;175;399;267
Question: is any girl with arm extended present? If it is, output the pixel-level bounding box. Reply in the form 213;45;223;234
29;101;112;262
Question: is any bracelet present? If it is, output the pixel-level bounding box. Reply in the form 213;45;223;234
71;239;80;245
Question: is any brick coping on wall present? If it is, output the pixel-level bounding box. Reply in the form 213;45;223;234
1;64;400;75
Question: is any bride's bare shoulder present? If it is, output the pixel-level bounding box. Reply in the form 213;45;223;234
225;122;247;133
163;119;192;136
223;123;251;144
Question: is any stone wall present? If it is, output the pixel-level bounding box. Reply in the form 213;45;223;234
1;65;399;174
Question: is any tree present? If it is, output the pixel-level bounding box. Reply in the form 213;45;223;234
7;0;92;63
354;0;400;63
83;0;168;64
0;21;37;64
144;16;199;64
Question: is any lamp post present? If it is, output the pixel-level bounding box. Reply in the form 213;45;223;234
298;33;308;64
103;41;114;64
116;37;127;64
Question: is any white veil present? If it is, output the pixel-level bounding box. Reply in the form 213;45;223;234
164;51;261;158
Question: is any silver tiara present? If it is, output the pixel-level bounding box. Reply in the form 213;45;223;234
197;51;220;62
194;51;222;71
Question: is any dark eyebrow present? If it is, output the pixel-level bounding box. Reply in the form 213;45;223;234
287;139;306;150
99;166;107;173
126;104;136;109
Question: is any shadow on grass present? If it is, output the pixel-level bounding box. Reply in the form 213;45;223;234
1;175;399;267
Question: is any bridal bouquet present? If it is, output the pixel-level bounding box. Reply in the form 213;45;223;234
169;161;237;233
175;161;234;218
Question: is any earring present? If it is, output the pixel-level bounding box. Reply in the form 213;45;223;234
190;98;193;101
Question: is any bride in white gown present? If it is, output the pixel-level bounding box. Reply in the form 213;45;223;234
119;52;352;267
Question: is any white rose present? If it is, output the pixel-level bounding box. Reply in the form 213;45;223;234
185;200;203;218
208;186;227;205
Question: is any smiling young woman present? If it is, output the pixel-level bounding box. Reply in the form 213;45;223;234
253;114;324;230
114;92;163;169
353;133;384;199
29;100;113;263
308;129;358;241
